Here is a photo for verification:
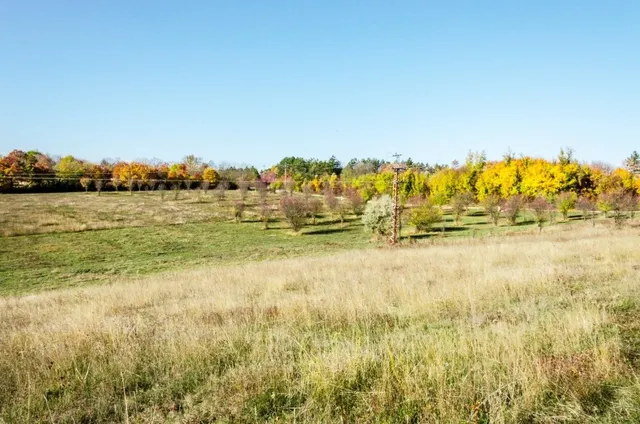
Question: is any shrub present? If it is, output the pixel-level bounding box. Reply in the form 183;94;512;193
409;200;442;233
280;196;307;232
576;196;596;224
556;192;577;221
481;195;501;226
362;195;393;237
529;196;551;232
502;195;524;226
450;192;474;224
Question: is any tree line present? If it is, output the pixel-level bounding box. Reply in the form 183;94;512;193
1;149;639;203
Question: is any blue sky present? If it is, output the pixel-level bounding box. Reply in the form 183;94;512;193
1;1;638;169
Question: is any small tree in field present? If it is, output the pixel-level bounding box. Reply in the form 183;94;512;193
576;196;596;225
216;181;229;202
158;183;167;200
307;198;324;225
95;179;104;196
529;196;551;232
201;180;210;195
127;177;136;195
111;177;121;192
482;195;501;226
280;195;307;232
255;180;268;203
502;195;524;226
410;199;442;233
450;192;474;224
238;180;249;201
171;180;181;200
597;194;614;218
80;177;92;193
362;195;393;237
346;188;365;216
556;192;577;221
284;179;296;195
259;202;273;230
233;200;245;223
607;191;636;228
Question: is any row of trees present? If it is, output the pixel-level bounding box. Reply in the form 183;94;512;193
2;149;639;204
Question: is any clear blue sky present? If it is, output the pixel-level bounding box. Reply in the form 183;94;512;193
1;1;638;169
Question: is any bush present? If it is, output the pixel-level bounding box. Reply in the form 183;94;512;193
409;200;442;232
502;195;523;226
481;195;501;226
362;195;393;237
556;192;577;220
280;196;307;232
450;192;474;224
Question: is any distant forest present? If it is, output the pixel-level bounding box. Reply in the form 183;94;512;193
1;149;639;203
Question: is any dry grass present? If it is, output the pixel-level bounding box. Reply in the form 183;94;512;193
2;226;640;422
0;191;278;236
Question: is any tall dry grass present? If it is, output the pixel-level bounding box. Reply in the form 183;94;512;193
2;227;640;422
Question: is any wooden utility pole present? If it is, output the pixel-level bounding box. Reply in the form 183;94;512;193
390;153;406;245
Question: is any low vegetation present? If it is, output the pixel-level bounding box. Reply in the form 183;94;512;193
2;227;640;422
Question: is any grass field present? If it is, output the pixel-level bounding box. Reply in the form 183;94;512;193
2;225;640;422
0;191;606;295
2;192;640;422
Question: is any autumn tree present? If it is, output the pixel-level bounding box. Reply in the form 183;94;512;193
280;195;307;232
503;195;524;226
202;167;220;187
345;188;365;216
529;196;552;232
409;199;442;233
481;195;501;226
450;192;474;224
79;177;92;193
576;196;597;224
556;192;577;221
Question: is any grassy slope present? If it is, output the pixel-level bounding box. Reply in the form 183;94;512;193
0;220;372;294
2;227;640;422
0;192;600;295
